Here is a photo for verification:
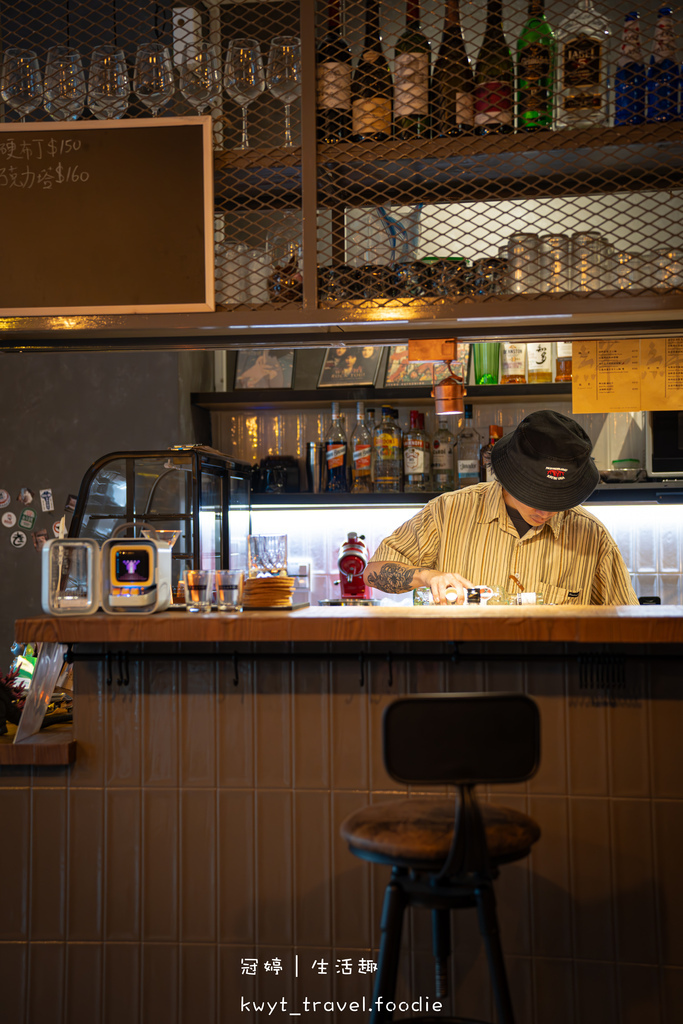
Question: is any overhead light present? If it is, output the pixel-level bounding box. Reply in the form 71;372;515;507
455;314;572;323
432;367;466;416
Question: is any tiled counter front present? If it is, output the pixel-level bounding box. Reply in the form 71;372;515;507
2;632;682;1024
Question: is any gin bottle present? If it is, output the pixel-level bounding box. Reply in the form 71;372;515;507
614;11;645;125
555;0;610;128
456;404;482;488
432;417;456;492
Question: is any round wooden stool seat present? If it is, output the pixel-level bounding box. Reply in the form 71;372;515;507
341;797;541;869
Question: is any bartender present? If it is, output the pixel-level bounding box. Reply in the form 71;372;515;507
364;409;639;606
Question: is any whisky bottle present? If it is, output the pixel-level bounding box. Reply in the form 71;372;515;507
555;341;572;382
500;342;527;384
325;401;349;492
374;405;402;492
556;0;610;129
351;401;373;492
479;424;504;482
527;341;553;383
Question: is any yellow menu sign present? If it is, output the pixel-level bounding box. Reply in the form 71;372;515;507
572;338;683;413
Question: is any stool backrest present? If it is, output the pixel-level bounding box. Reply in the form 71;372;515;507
383;693;540;786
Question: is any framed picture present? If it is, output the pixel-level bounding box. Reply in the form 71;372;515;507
384;345;452;388
234;349;294;390
317;345;382;387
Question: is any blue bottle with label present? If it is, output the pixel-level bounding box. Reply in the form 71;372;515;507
615;11;645;125
646;6;679;122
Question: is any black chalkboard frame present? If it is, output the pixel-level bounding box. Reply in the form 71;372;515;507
0;117;215;315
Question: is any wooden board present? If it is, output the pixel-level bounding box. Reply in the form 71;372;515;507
0;723;76;766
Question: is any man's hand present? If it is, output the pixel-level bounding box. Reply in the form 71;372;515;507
414;569;475;606
365;562;474;605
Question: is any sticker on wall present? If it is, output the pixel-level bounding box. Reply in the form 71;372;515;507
17;487;34;505
18;508;36;531
52;520;63;537
2;511;17;528
64;494;78;513
39;489;54;512
0;489;10;508
10;530;27;548
32;528;49;551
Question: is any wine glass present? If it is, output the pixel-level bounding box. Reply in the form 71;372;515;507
44;46;86;121
266;36;301;148
179;41;221;115
133;42;174;116
224;38;265;150
88;45;130;119
0;48;42;121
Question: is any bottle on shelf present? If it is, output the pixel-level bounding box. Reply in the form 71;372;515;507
393;0;431;139
474;0;514;136
555;0;611;129
555;341;573;382
351;401;373;493
527;341;553;383
456;404;482;488
516;0;556;131
418;412;431;477
316;0;353;143
325;401;349;493
351;0;393;142
431;0;474;137
374;405;403;492
366;407;377;486
432;417;456;492
646;6;678;123
404;410;431;492
479;424;504;482
500;342;527;384
614;11;645;126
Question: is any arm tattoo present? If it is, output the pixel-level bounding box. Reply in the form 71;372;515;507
367;563;432;594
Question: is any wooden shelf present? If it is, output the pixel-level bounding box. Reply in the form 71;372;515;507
0;723;76;766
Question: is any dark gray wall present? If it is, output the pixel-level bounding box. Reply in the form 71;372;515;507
0;350;210;660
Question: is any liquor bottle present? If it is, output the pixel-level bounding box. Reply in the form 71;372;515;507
374;405;403;492
646;6;678;123
394;0;431;139
431;0;474;136
555;0;610;129
404;410;430;491
474;0;514;135
418;412;431;487
351;401;373;492
351;0;393;141
366;407;377;486
555;341;572;382
614;11;645;126
516;0;556;130
527;341;553;383
317;0;353;142
500;342;527;384
479;424;504;482
432;417;456;492
456;404;482;488
324;401;349;492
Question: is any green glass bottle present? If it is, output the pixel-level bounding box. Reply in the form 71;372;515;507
393;0;431;138
516;0;556;130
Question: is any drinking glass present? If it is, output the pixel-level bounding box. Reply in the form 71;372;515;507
224;39;265;150
183;568;213;612
1;48;42;120
215;569;244;611
88;45;130;119
539;233;572;293
248;534;287;576
266;36;301;148
133;42;174;116
506;232;542;294
572;232;607;293
179;42;221;114
44;46;86;121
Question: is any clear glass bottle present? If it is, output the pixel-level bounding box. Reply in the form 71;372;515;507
404;410;431;492
474;0;514;135
516;0;556;131
393;0;431;139
324;401;349;492
431;0;474;136
555;0;611;129
555;341;573;382
527;341;553;383
456;404;482;488
500;342;527;384
432;417;456;492
351;401;373;493
614;11;645;126
479;424;504;482
646;6;678;123
374;405;403;493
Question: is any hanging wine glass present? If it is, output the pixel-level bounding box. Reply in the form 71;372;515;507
266;36;301;148
224;38;265;150
179;41;221;115
88;45;130;119
44;46;86;121
133;42;174;116
0;48;42;121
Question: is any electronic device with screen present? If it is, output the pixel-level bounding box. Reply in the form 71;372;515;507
102;538;172;613
646;411;683;478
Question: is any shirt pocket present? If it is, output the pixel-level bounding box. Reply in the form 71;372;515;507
539;582;584;606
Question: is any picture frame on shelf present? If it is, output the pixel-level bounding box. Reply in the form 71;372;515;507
234;349;295;390
384;345;452;388
317;345;382;387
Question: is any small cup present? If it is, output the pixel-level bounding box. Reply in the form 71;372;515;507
215;570;244;611
183;569;213;612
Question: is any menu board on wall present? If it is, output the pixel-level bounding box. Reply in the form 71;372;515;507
572;338;683;413
0;117;215;315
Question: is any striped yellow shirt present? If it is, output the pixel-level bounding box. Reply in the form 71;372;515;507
371;482;639;606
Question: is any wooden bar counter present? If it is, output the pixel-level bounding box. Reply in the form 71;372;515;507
4;606;683;1024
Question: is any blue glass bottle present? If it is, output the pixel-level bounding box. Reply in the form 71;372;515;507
646;6;678;122
615;11;645;125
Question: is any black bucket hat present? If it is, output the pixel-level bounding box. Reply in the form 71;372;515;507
490;410;599;511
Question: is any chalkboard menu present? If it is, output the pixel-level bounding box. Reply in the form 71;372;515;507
0;117;214;314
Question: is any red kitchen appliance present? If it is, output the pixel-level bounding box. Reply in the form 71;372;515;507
338;532;371;600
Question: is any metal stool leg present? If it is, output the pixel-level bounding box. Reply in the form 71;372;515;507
370;869;407;1024
431;908;451;1000
475;882;516;1024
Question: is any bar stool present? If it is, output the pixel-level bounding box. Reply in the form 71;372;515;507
340;693;541;1024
